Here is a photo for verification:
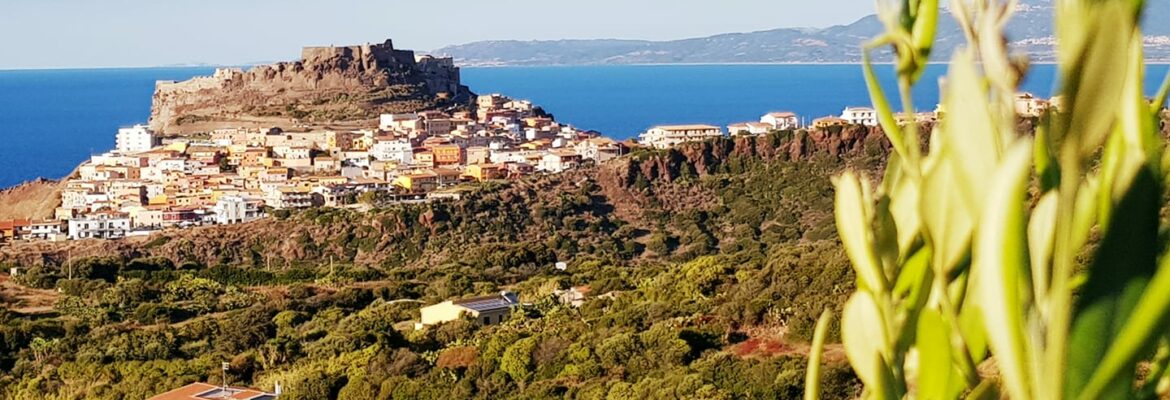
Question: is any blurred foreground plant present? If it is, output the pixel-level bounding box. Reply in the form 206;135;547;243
804;0;1170;398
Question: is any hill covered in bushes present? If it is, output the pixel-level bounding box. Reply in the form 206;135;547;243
0;127;892;399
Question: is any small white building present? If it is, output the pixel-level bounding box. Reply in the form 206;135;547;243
115;125;158;154
538;151;583;173
213;196;264;224
637;125;724;149
27;220;66;241
379;113;420;132
841;107;879;126
727;122;773;136
1014;92;1051;117
68;214;131;240
370;138;414;164
761;111;800;130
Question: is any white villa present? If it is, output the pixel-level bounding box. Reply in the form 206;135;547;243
638;124;724;149
841;107;879;126
761;111;800;130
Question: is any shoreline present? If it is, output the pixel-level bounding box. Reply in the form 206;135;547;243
9;61;1170;72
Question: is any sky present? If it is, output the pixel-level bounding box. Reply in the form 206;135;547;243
0;0;874;69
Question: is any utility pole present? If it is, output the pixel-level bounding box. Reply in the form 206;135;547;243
222;362;230;392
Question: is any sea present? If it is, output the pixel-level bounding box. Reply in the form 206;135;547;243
1;64;1168;188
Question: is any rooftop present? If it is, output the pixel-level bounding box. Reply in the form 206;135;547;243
453;291;519;312
148;382;276;400
651;124;721;131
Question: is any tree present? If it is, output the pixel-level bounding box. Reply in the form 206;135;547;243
500;336;538;385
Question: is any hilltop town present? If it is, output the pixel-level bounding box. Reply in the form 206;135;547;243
0;90;631;242
0;88;1071;244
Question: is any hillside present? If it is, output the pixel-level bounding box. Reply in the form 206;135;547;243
432;0;1170;65
0;178;65;221
0;126;891;399
149;39;474;135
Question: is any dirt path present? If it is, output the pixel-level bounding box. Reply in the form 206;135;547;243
0;273;59;314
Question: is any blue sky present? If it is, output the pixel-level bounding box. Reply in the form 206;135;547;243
1;0;874;69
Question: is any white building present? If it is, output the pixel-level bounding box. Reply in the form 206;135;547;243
574;137;623;162
68;214;131;240
1014;92;1051;117
638;125;724;149
379;113;420;132
264;187;315;209
27;220;66;241
761;111;800;130
213;196;264;224
538;151;583;173
370;138;414;164
841;107;879;126
115;125;157;154
727;122;773;136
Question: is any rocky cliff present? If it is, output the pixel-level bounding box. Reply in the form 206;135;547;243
149;39;473;134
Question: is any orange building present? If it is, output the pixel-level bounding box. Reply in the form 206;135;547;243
431;144;464;166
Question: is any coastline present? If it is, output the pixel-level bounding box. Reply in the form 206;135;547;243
6;60;1170;72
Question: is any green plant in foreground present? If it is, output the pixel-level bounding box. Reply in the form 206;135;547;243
805;0;1170;398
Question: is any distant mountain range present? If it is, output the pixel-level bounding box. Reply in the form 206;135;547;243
431;0;1170;66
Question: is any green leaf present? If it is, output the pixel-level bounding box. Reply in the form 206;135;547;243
805;309;833;400
1055;0;1134;159
842;291;896;399
1067;158;1161;399
834;172;888;293
958;301;988;363
1027;192;1058;300
916;308;963;399
1068;22;1162;399
972;139;1035;400
918;49;1004;277
884;154;923;259
893;247;932;309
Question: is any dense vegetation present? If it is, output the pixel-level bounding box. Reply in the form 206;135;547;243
0;133;886;399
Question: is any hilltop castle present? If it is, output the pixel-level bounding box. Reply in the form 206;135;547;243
150;39;472;134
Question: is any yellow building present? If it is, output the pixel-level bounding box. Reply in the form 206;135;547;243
464;164;504;181
394;170;439;192
417;292;519;329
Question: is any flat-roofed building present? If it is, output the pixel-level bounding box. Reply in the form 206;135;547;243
638;124;723;149
147;382;278;400
841;107;879;126
418;291;520;329
116;124;158;153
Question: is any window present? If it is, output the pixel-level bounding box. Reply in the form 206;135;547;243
498;315;504;323
483;316;491;325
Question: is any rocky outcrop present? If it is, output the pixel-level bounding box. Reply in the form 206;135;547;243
0;179;65;221
149;39;474;134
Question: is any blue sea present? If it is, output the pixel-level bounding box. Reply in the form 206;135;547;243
1;64;1168;188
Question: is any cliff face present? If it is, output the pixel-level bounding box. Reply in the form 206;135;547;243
600;125;893;188
149;39;473;134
